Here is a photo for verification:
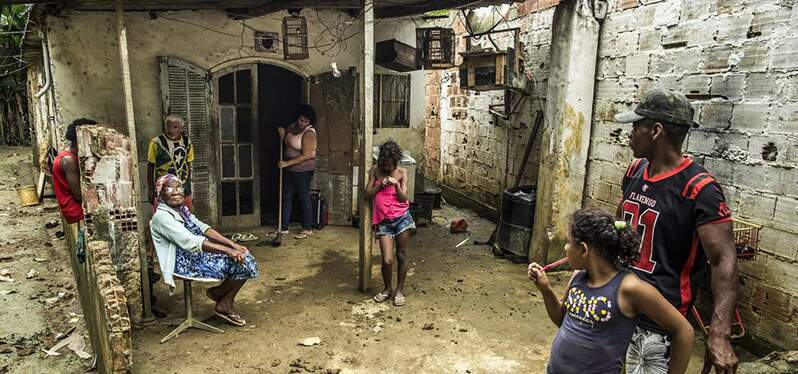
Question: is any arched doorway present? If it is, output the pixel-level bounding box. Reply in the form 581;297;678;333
212;63;304;228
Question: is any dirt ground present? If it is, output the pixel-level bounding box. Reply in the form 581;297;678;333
134;198;728;373
0;147;91;373
0;146;777;373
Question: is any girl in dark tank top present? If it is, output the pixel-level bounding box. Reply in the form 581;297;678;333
528;208;695;374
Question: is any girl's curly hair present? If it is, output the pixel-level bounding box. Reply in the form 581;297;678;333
377;140;403;170
568;208;640;268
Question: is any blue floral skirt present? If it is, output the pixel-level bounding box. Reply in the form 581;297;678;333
174;246;259;281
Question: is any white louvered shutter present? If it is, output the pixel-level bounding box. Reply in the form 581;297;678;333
159;57;212;219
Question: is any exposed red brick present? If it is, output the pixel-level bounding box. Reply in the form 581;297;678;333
620;0;638;10
518;0;561;17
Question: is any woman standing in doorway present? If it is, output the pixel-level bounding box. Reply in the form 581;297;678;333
366;141;415;307
277;105;318;239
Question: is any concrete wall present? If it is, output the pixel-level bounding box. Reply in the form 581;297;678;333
42;9;366;222
373;18;427;161
583;0;798;350
422;5;556;211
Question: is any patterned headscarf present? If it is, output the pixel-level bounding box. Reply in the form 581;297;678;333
156;174;192;221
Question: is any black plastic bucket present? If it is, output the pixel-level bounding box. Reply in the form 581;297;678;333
497;186;536;262
424;187;442;209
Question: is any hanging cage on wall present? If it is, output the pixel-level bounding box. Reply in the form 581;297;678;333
255;31;279;53
416;27;455;69
458;28;526;92
282;16;309;60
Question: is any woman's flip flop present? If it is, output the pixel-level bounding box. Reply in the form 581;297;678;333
373;291;391;303
215;311;246;326
393;294;406;307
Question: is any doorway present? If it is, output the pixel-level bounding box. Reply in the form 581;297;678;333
257;64;304;226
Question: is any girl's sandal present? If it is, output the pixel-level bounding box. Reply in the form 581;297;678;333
393;294;406;307
373;291;391;303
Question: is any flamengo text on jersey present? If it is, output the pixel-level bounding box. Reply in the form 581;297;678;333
628;192;657;208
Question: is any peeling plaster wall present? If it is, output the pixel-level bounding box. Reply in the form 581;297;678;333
422;7;556;210
373;18;427;162
584;0;798;351
42;9;366;222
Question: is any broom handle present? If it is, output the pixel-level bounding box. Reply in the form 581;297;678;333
278;135;284;231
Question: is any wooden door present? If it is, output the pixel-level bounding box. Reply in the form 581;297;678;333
308;70;357;226
214;66;260;228
159;57;215;222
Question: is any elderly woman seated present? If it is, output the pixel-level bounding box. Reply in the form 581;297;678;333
150;174;258;326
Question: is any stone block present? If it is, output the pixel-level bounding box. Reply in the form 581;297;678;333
704;45;733;73
615;30;640;56
650;53;675;76
702;156;735;184
686;19;717;46
739;42;769;72
682;75;711;96
710;74;746;101
774;196;798;227
716;0;745;15
753;284;794;322
716;13;754;42
756;311;798;349
699;102;733;130
737;190;776;221
686;130;718;156
733;163;783;194
771;37;798;70
770;104;798;135
681;0;711;21
653;0;681;26
638;28;663;51
731;103;770;133
661;25;687;49
673;48;703;75
625;53;650;77
633;5;657;28
744;72;776;100
758;226;798;260
750;5;793;38
598;57;626;79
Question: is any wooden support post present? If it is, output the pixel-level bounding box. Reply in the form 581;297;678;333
358;0;375;293
115;0;152;320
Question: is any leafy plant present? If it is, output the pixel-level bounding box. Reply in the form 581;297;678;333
0;4;31;145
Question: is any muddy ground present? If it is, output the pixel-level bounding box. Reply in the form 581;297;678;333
0;145;781;373
134;196;730;373
0;147;91;373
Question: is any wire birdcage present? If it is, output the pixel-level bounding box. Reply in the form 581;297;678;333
732;218;761;262
416;27;455;69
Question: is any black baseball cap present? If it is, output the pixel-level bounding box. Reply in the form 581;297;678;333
615;88;699;128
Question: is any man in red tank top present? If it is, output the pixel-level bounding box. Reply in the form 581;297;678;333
52;118;97;224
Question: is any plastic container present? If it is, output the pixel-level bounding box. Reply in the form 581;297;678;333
16;185;39;207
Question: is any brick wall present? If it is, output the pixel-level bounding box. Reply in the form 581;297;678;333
77;125;143;323
423;8;555;209
583;0;798;350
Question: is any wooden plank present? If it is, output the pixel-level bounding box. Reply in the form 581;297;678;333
358;0;374;293
115;0;151;321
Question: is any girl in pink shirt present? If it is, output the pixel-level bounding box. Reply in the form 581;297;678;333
366;141;415;306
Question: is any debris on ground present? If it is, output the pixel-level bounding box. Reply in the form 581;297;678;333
44;220;59;229
0;290;16;295
54;231;64;239
450;219;468;233
422;323;434;331
455;238;470;248
271;359;281;367
33;258;47;262
0;275;13;283
298;337;322;346
41;332;91;359
26;269;39;279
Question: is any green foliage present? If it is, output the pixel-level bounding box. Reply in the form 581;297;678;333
0;4;31;145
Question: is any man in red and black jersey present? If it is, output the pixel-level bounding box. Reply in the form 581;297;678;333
615;89;739;374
